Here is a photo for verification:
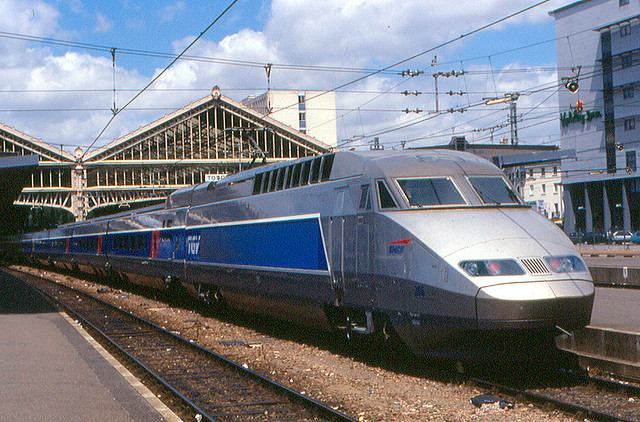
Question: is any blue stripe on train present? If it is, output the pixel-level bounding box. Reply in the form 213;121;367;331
188;218;328;271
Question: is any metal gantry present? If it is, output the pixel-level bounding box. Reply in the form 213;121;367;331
2;89;331;220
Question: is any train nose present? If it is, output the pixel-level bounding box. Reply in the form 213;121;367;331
475;280;594;330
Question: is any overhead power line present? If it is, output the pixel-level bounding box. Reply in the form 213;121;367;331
266;0;553;122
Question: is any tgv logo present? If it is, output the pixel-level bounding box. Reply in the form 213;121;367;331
187;235;201;256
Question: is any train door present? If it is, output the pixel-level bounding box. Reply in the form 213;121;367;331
356;184;372;278
331;188;346;305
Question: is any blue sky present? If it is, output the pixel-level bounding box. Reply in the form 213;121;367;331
0;0;569;149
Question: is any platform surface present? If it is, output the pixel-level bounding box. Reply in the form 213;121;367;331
591;286;640;334
0;269;172;422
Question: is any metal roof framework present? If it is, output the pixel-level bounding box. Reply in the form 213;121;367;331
2;90;331;220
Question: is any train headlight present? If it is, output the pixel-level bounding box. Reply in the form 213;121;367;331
459;259;525;277
544;255;586;273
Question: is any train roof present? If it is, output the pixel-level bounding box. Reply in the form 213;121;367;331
165;149;501;209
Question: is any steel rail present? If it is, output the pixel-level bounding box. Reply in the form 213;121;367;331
469;373;638;422
15;269;353;421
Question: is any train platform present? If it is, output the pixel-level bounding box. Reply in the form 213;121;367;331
557;286;640;381
0;269;179;422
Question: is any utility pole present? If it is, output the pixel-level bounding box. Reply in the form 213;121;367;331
432;70;465;113
509;100;519;145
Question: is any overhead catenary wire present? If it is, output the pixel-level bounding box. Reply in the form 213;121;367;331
357;58;640;148
261;0;553;123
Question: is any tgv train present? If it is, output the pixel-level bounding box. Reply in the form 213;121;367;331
18;150;594;356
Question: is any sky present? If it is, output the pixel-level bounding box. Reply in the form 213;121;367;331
0;0;574;153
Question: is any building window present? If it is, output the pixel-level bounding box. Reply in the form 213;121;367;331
529;185;534;195
623;85;635;99
553;166;558;175
541;167;546;177
621;53;632;68
620;24;631;37
624;117;636;131
529;168;534;178
554;183;559;193
619;0;629;5
627;150;637;172
299;112;306;130
542;184;546;194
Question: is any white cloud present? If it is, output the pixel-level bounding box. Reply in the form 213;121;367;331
0;0;564;150
95;13;112;33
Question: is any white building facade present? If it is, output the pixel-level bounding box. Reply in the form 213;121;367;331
550;0;640;234
243;90;338;148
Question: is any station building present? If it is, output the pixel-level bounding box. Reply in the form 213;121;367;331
550;0;640;235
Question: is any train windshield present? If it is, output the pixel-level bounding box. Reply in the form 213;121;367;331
397;178;466;207
468;176;520;205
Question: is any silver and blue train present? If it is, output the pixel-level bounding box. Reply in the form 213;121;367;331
18;150;594;356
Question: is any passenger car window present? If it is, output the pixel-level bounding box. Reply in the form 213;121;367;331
377;180;398;209
468;176;520;204
397;178;465;207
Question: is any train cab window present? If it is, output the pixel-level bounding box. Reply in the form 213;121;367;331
309;158;321;183
468;176;520;205
300;161;311;185
320;154;334;181
359;184;371;210
397;178;466;207
377;180;398;209
290;163;302;188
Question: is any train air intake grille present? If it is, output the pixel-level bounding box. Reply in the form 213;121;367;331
520;258;550;275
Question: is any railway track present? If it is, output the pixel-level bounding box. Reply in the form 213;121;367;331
13;269;353;421
470;366;640;421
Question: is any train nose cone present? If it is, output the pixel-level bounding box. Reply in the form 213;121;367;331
475;280;594;330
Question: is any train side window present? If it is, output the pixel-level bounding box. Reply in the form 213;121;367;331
282;166;290;189
276;168;285;190
137;236;143;250
265;171;273;192
253;173;263;195
269;170;278;192
359;184;371;210
309;158;321;183
377;180;398;209
290;163;302;188
166;220;173;228
300;161;311;185
320;154;334;181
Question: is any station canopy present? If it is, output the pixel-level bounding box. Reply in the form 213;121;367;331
0;87;331;221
